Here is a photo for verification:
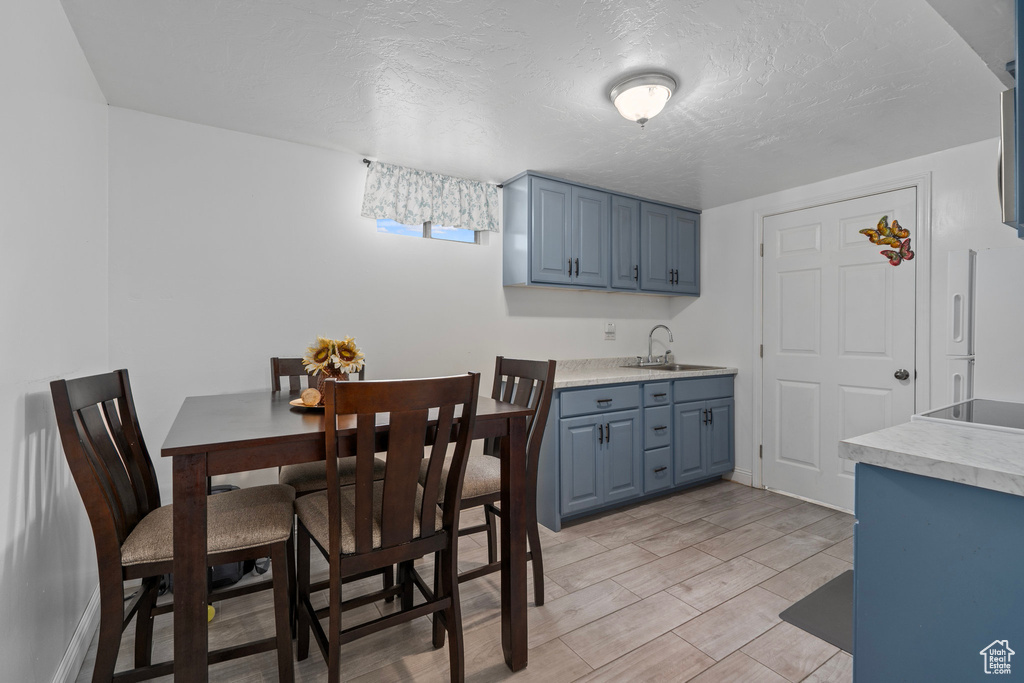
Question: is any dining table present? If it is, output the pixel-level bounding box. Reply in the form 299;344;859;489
161;388;534;682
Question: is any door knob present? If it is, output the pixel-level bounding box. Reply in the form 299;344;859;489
894;369;910;380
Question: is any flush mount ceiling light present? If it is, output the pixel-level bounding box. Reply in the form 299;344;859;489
609;72;677;128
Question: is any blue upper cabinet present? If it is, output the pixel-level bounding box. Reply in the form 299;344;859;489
503;171;700;295
529;178;573;285
570;186;611;287
640;202;700;295
611;196;640;290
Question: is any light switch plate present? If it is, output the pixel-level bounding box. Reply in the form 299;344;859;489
604;322;615;340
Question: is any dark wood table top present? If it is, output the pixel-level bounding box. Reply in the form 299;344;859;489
162;390;534;457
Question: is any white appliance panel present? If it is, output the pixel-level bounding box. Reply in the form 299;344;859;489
974;247;1024;401
945;249;976;357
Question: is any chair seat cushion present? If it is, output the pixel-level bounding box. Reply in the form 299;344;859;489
120;484;296;566
419;441;501;503
295;481;443;555
280;456;387;494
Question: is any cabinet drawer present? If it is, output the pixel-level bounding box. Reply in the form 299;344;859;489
644;405;672;449
643;382;672;406
673;376;734;403
560;384;640;418
644;448;672;494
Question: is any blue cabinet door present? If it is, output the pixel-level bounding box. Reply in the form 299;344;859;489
611;196;640;290
640;203;674;292
706;397;734;475
530;178;572;284
559;416;604;515
602;410;642;504
571;186;611;287
674;400;705;485
640;203;700;295
672;209;700;295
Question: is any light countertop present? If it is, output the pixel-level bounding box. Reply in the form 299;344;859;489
839;420;1024;498
554;357;738;389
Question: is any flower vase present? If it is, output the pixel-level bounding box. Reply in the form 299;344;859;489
317;371;350;405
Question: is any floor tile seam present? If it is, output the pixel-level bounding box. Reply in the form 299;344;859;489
676;555;780;597
557;605;696;672
586;514;684;545
700;506;787;530
738;626;839;683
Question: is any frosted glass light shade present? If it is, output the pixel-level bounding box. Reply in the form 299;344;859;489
609;73;677;125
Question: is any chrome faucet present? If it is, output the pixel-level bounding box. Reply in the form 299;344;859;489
645;325;674;365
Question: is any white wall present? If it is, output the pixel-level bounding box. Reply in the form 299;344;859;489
108;107;691;491
0;1;109;680
690;138;1024;484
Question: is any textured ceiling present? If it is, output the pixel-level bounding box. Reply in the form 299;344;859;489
61;0;1005;209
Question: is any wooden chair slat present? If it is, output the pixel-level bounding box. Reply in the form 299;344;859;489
380;408;429;548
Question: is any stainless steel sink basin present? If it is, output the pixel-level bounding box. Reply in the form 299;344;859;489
619;363;724;372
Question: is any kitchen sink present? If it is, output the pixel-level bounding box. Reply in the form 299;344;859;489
619;363;724;372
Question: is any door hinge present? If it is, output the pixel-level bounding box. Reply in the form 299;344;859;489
760;243;764;257
759;344;763;358
759;444;763;459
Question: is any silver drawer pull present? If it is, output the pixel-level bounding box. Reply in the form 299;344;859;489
653;466;667;473
653;425;667;432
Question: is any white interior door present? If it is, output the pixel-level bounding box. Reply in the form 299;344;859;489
762;188;917;510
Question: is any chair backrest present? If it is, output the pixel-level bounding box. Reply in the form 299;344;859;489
50;369;161;559
271;356;365;392
324;374;479;554
490;356;557;466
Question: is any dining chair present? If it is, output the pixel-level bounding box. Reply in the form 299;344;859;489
51;369;296;683
419;357;556;605
295;374;480;682
271;356;365;393
275;357;381;495
271;357;394;600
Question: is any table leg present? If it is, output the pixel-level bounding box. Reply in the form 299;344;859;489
173;453;209;682
500;415;528;671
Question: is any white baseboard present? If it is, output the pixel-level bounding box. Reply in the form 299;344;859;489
723;468;753;487
53;584;99;683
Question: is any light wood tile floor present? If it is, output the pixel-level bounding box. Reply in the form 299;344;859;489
75;481;854;682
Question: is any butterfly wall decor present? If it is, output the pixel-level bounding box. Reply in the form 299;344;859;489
859;215;913;266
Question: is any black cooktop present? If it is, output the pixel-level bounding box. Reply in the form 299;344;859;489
917;398;1024;431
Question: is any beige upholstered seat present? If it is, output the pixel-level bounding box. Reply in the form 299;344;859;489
419;442;501;502
295;481;443;555
121;485;295;566
279;457;387;495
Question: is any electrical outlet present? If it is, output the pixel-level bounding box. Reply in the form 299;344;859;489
604;322;616;341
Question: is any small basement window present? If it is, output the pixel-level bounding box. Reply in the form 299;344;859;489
376;219;478;244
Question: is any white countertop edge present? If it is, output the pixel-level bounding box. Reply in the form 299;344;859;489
553;364;738;389
839;421;1024;498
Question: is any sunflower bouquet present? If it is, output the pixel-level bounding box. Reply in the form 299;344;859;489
302;335;365;377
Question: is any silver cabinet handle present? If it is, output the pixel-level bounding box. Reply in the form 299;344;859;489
894;369;910;381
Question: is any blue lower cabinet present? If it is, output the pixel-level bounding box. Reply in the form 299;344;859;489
853;464;1024;681
558;408;640;516
674;401;706;485
643;448;672;494
603;411;642;503
558;416;603;516
541;375;735;529
706;397;735;476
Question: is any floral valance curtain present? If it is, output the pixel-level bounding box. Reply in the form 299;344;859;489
361;161;500;232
